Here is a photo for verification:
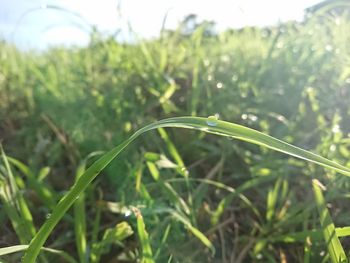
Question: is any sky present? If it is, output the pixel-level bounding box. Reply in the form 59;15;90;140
0;0;322;50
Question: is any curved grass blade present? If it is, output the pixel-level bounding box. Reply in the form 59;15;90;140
23;117;350;262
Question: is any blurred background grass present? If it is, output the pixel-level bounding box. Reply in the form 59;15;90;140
1;1;350;262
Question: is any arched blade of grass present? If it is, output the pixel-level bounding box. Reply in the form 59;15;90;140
22;117;350;262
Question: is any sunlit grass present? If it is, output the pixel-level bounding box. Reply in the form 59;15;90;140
16;116;350;262
1;6;350;262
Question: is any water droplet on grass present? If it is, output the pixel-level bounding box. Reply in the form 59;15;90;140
216;82;223;89
206;115;219;127
46;213;51;219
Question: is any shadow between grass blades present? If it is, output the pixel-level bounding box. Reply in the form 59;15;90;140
22;116;350;262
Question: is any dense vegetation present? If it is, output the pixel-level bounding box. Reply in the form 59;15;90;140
1;7;350;263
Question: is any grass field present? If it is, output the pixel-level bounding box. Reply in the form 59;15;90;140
1;5;350;263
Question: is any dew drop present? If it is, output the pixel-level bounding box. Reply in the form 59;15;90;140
46;213;51;219
249;114;258;122
206;115;219;127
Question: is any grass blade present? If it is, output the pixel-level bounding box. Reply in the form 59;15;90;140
132;208;155;263
7;157;56;209
23;117;350;262
74;161;87;263
154;224;171;260
74;151;103;263
90;221;133;263
0;245;77;263
268;226;350;243
0;146;36;243
312;179;347;263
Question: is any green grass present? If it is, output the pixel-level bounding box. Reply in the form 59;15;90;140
16;116;350;262
1;4;350;262
312;179;347;263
